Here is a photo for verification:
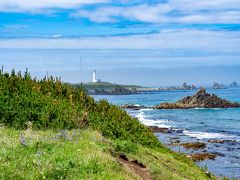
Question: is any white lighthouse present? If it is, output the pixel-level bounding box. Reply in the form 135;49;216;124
92;69;97;83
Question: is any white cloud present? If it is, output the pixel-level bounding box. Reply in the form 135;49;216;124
0;30;239;53
170;0;240;11
72;4;172;23
0;0;108;13
50;34;62;38
73;0;240;24
175;11;240;24
3;24;29;30
0;0;240;24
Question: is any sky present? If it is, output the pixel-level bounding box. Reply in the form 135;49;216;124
0;0;240;86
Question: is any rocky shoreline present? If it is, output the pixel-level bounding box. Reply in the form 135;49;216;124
147;125;239;163
120;89;240;178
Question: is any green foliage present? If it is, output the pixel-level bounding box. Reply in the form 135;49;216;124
114;140;139;154
0;70;86;129
88;99;162;148
0;69;161;148
0;129;137;179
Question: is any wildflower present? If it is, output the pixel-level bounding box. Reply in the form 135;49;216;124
20;133;27;146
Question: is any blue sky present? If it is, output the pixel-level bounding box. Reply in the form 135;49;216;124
0;0;240;86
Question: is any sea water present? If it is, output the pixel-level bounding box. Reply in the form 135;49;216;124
93;88;240;178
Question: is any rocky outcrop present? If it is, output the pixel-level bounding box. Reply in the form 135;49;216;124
187;153;217;161
230;81;238;87
122;104;145;110
156;88;240;109
207;139;236;144
149;126;184;134
182;82;197;90
113;85;134;94
158;82;197;91
213;82;225;89
181;142;206;149
149;126;171;133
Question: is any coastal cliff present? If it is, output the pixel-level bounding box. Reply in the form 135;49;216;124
88;85;137;95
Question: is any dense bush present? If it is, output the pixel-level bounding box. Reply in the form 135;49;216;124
114;140;139;154
0;69;161;148
0;69;85;129
88;100;161;147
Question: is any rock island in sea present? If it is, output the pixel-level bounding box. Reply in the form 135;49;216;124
155;88;240;109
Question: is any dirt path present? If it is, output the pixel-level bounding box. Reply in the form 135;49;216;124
117;154;151;180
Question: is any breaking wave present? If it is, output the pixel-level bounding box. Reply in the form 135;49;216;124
136;111;170;128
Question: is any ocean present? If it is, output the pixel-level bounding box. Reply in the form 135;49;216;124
93;88;240;178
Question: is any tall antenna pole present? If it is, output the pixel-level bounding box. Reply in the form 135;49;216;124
80;57;82;84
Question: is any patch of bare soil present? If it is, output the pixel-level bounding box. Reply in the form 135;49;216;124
117;154;151;180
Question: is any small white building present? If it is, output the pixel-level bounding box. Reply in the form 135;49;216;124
92;69;101;83
92;69;97;83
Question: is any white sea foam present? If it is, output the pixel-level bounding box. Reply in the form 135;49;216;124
183;130;235;139
142;120;171;128
139;108;153;112
193;107;221;110
194;107;206;110
136;112;149;121
136;112;170;128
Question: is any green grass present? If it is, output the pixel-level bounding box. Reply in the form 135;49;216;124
129;147;214;180
0;127;215;180
0;127;138;179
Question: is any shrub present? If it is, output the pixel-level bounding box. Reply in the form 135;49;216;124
0;69;162;148
114;140;138;154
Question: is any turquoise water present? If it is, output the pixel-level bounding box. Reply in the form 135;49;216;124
93;88;240;178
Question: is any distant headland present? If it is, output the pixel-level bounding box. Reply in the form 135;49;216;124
74;69;239;95
79;81;239;95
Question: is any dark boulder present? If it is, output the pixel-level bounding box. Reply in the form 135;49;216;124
122;104;145;110
181;142;206;149
207;139;236;144
187;153;217;161
149;126;171;133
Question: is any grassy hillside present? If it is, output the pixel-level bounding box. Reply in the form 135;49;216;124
0;69;216;179
0;128;215;180
0;128;137;179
